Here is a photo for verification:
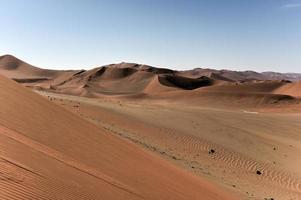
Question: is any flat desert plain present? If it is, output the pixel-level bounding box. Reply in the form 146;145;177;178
0;55;301;200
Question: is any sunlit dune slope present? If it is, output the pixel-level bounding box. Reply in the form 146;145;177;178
274;81;301;97
0;54;79;88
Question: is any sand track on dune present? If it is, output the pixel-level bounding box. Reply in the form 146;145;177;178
0;155;122;200
0;124;141;198
0;150;109;200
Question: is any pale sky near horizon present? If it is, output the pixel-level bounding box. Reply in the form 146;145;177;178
0;0;300;72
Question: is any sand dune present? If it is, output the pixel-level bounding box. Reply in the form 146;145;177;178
1;55;300;107
0;55;80;91
0;74;237;199
274;81;301;97
0;54;61;79
28;61;217;96
143;75;179;94
141;83;298;111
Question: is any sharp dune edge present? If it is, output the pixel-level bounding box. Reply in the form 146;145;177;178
1;55;301;200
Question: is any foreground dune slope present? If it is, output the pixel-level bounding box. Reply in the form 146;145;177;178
0;75;236;200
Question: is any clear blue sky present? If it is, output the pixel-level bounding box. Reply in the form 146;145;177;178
0;0;300;72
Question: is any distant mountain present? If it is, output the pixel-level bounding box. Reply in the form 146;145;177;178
181;68;301;82
262;71;301;82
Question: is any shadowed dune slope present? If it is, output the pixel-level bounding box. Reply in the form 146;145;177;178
158;74;214;90
0;74;237;200
143;75;179;93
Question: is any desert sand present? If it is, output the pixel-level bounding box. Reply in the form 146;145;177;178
0;74;239;200
1;55;301;200
37;91;301;200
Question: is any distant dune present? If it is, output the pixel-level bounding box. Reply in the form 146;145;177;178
0;54;62;79
0;55;300;106
274;81;301;97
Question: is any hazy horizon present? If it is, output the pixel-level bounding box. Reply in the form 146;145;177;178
0;0;300;73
